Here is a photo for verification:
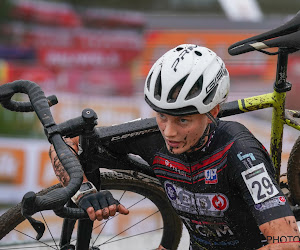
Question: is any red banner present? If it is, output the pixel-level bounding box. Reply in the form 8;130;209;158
73;30;144;50
81;8;146;28
11;0;81;27
37;48;140;69
2;63;133;95
5;63;55;92
57;68;133;95
3;23;144;50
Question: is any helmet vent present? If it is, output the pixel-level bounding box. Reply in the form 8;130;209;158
146;72;153;91
176;47;184;51
185;75;203;100
203;85;218;105
195;51;202;56
154;71;162;100
167;75;188;103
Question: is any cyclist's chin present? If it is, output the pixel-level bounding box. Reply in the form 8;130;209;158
166;145;187;155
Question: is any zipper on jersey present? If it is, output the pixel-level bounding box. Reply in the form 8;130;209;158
184;153;202;217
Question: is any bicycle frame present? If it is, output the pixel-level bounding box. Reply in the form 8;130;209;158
219;48;300;182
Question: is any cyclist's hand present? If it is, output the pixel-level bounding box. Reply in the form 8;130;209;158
78;190;129;221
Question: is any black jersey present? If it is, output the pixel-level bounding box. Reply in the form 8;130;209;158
105;119;293;250
152;120;293;249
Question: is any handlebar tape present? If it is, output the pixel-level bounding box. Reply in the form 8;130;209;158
0;80;56;127
22;134;84;215
0;80;84;216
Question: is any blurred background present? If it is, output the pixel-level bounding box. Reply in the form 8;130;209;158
0;0;300;248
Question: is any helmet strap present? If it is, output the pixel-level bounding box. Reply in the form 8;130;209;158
205;112;218;126
188;112;218;152
188;124;210;152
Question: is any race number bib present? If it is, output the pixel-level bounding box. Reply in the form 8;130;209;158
241;163;278;204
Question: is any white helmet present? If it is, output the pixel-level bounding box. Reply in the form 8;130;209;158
144;44;230;116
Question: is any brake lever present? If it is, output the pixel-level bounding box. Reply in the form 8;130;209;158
21;192;45;240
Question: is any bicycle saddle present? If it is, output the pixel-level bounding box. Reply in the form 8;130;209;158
228;11;300;55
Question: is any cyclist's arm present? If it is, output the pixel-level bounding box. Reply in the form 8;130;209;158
258;216;300;249
105;131;164;165
227;130;299;248
49;136;86;186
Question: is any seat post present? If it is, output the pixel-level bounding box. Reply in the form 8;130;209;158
274;48;292;93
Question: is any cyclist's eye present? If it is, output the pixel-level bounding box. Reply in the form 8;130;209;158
159;113;166;119
179;118;188;123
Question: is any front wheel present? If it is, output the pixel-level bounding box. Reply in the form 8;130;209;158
0;171;183;250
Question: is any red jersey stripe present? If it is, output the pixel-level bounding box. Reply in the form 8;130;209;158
191;142;234;172
155;175;192;184
153;156;191;173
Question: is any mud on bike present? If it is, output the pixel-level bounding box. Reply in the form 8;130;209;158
1;10;300;250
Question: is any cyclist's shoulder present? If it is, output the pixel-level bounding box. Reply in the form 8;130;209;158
216;119;253;140
215;120;261;152
217;120;269;160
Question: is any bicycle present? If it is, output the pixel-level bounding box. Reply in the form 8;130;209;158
0;10;300;250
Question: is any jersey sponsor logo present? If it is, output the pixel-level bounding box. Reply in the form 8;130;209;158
254;196;286;211
192;235;239;247
164;181;229;216
212;194;228;210
237;152;256;161
165;182;177;200
180;216;238;245
165;160;187;177
204;169;218;184
241;163;279;204
237;151;256;168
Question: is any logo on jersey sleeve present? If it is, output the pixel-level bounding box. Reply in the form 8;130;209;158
241;163;279;204
237;151;256;168
205;169;218;184
164;181;229;217
254;196;286;211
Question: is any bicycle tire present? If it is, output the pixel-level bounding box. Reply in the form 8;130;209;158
0;171;183;250
287;136;300;205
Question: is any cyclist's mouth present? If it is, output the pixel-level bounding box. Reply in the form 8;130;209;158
166;140;181;148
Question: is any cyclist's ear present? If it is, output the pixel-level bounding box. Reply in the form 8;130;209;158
208;104;220;121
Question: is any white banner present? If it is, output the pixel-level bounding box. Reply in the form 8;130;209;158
218;0;263;22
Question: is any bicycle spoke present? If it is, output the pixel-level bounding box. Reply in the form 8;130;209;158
67;195;149;247
91;190;146;247
0;245;57;249
97;227;163;245
118;190;126;202
95;210;160;247
40;212;59;250
90;190;162;249
91;190;127;247
6;229;57;249
91;218;109;247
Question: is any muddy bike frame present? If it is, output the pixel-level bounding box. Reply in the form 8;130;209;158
218;48;300;182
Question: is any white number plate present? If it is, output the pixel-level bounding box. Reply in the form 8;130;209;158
241;163;278;204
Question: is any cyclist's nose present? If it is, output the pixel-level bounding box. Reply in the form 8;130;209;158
163;121;177;138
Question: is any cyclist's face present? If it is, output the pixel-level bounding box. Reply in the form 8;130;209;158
156;111;211;154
